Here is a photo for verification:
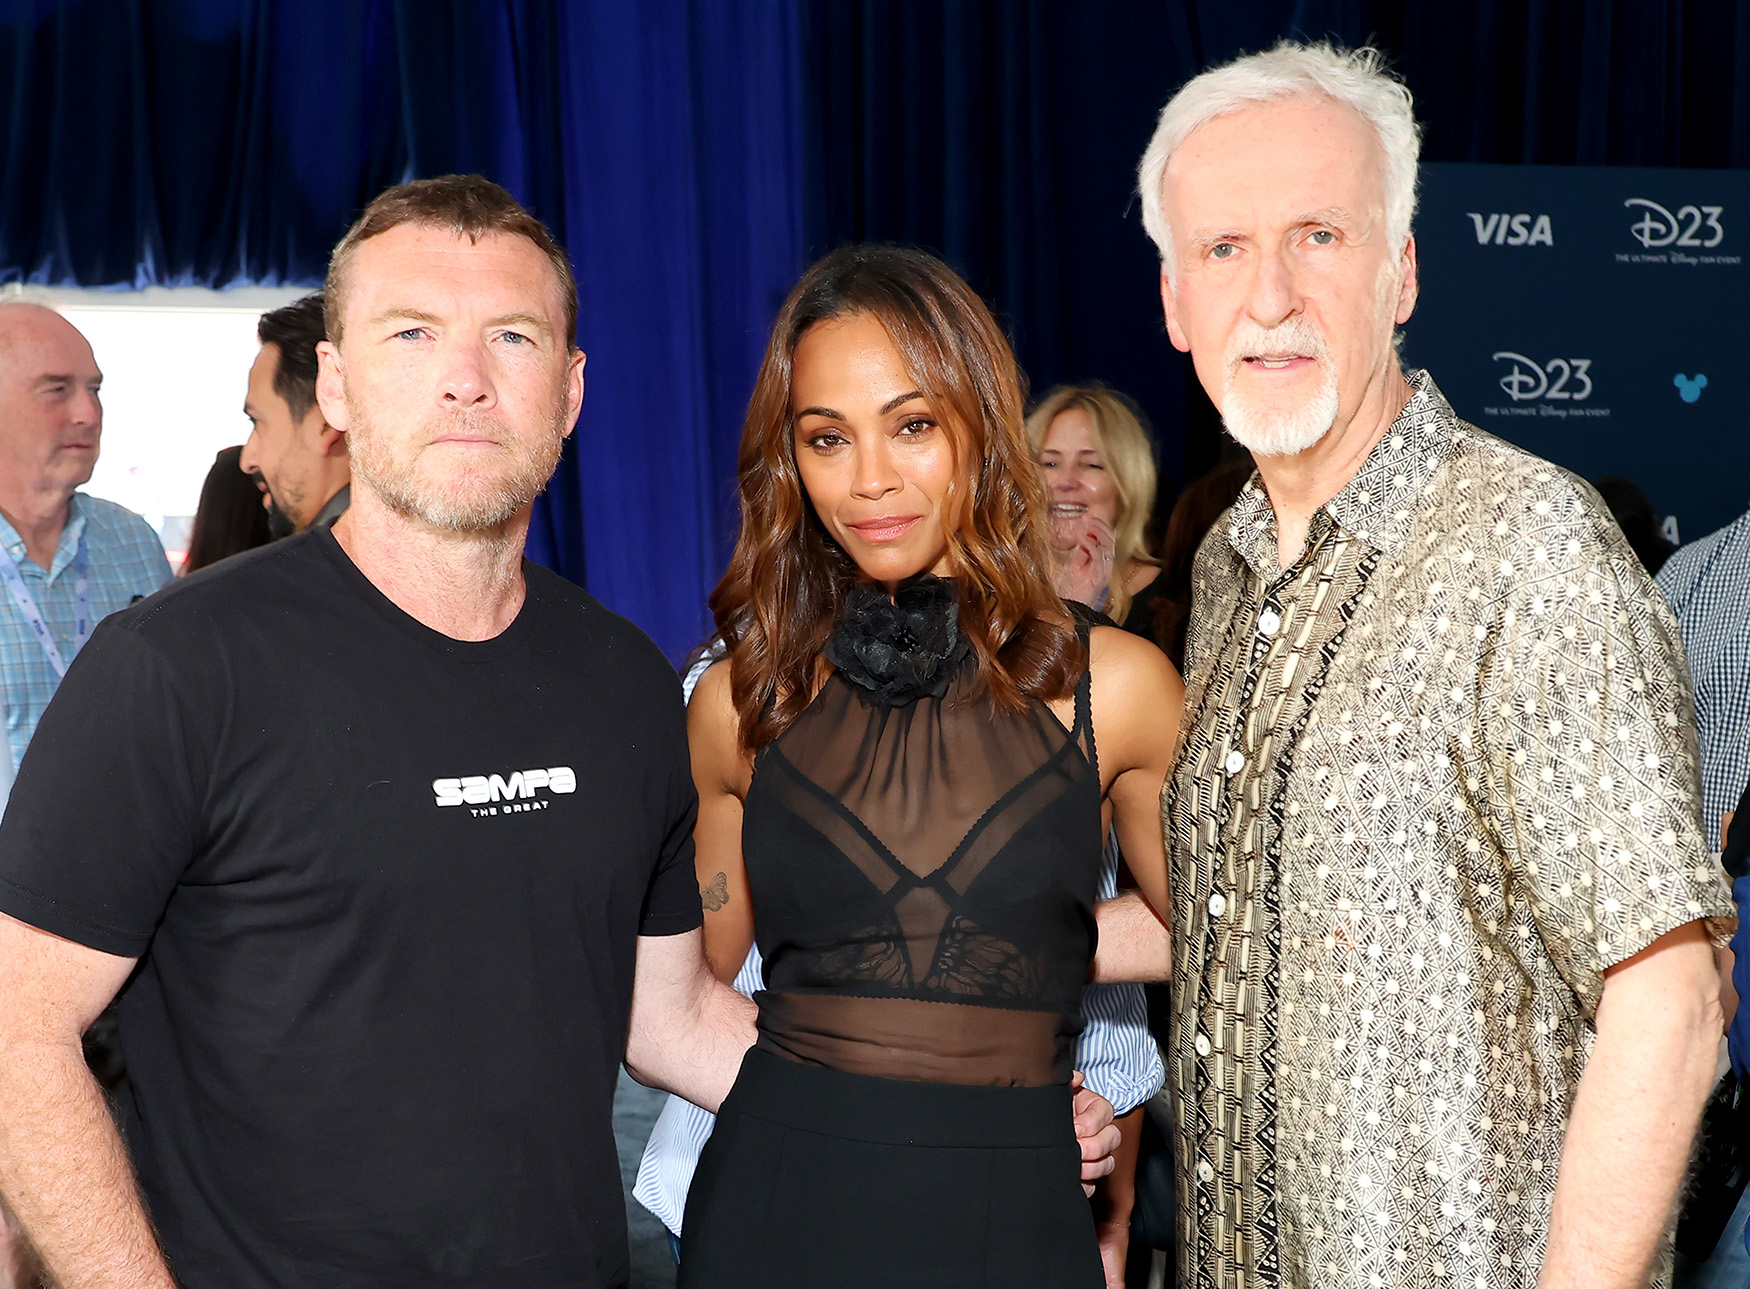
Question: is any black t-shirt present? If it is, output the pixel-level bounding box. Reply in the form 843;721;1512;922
0;529;701;1289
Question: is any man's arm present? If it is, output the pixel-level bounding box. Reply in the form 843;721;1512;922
0;911;176;1289
1091;1104;1144;1288
1091;891;1171;983
623;927;757;1114
1072;1073;1121;1193
1539;920;1724;1289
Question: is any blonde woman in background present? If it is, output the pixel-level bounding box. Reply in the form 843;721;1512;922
1027;385;1165;632
1029;385;1174;1286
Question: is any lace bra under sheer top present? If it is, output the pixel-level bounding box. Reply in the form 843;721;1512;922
742;637;1101;1088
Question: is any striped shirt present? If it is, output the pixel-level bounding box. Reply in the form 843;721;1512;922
632;651;1164;1237
0;494;172;768
1656;507;1750;850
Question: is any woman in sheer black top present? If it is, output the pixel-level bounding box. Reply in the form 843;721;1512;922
678;246;1182;1288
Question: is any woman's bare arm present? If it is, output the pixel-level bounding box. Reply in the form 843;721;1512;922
688;662;757;983
1087;626;1182;918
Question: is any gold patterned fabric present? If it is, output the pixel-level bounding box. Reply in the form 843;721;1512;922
1163;370;1737;1289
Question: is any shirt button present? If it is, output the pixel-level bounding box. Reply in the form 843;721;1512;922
1195;1033;1212;1057
1208;892;1227;918
1224;749;1245;774
1258;607;1282;636
1197;1160;1215;1184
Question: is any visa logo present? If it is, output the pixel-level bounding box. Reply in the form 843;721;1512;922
1466;212;1554;246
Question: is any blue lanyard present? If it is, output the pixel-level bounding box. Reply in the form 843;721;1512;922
0;535;91;679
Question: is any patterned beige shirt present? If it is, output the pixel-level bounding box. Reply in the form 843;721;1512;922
1163;370;1736;1289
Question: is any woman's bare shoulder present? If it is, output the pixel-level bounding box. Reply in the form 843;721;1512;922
1087;624;1181;693
1085;625;1185;767
688;655;735;710
687;659;754;790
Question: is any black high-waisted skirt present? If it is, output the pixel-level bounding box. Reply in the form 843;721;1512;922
677;1047;1103;1289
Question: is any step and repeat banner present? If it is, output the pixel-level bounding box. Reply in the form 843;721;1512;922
1406;162;1747;548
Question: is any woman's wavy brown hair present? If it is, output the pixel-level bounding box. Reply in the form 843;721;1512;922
711;244;1084;750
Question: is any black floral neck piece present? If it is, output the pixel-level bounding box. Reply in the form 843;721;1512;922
826;575;971;707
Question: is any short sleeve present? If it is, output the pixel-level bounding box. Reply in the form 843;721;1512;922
0;617;203;957
1476;496;1736;1015
636;678;703;938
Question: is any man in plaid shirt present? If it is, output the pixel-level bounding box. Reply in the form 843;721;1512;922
1658;510;1750;1289
0;305;172;773
1658;506;1750;852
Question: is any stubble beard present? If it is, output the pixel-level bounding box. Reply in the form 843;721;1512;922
1218;316;1341;458
345;397;568;533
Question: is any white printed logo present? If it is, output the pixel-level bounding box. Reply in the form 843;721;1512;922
1467;212;1554;246
1492;353;1593;402
432;766;577;812
1624;199;1724;248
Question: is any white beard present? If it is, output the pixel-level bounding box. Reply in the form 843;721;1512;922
1218;317;1340;458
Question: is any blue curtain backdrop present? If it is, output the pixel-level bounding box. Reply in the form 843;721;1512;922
4;1;1748;654
0;0;802;662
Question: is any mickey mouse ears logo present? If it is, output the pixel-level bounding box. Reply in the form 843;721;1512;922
1674;373;1708;403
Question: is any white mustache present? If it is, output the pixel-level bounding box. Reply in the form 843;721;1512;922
1224;317;1329;372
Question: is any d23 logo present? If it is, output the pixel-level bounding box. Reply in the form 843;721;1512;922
1492;352;1593;402
1625;199;1724;248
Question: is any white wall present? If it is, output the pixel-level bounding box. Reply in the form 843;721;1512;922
4;285;310;563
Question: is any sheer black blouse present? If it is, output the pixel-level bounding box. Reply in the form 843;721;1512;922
742;590;1101;1087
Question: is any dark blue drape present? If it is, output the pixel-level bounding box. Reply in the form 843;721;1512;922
802;0;1750;490
7;1;1748;653
554;1;803;660
0;0;801;661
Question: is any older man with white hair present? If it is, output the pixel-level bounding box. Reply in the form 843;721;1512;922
1140;41;1735;1289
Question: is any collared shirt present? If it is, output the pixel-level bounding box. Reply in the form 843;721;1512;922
1656;507;1750;851
0;493;172;767
1164;369;1736;1289
310;482;351;531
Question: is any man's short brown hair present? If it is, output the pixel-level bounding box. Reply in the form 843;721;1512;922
323;175;578;349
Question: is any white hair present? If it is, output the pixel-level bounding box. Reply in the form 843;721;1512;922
1137;41;1422;278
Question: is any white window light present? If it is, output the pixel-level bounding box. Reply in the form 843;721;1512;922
2;283;311;566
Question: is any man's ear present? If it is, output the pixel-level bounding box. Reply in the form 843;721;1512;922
1394;235;1419;325
1160;269;1191;354
315;341;348;431
296;398;347;458
561;348;586;439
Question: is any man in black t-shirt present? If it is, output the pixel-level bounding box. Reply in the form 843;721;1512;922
0;176;1122;1289
0;177;758;1289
